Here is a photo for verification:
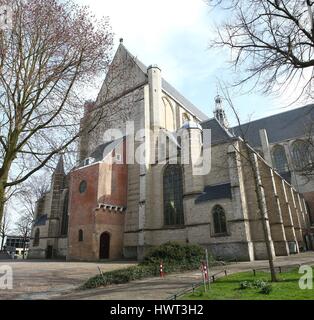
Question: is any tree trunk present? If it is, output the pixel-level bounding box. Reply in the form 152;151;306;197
0;165;10;224
0;233;4;251
0;183;6;228
249;150;278;282
22;235;26;260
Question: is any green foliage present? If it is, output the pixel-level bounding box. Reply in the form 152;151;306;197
142;242;206;268
82;265;157;289
82;242;208;290
191;291;204;298
259;282;273;295
252;279;266;288
182;269;313;300
141;242;208;274
238;279;272;295
239;281;250;290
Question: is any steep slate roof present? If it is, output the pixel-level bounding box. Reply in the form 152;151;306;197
232;104;314;147
201;117;234;145
90;137;124;162
122;44;209;122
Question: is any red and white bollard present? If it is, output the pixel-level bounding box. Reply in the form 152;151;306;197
160;261;164;278
202;262;209;281
201;261;209;292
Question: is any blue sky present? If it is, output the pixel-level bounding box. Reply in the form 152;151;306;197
76;0;309;126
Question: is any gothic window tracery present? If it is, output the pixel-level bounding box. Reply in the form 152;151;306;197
33;229;40;247
212;205;227;235
163;165;184;226
272;145;289;173
291;140;314;170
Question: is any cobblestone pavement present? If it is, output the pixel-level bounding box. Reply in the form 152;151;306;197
1;252;314;300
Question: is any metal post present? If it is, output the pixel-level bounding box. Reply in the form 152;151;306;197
205;249;210;288
201;262;207;292
98;266;105;282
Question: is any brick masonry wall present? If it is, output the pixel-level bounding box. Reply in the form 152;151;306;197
68;155;127;261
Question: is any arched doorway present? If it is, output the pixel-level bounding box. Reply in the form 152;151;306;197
99;232;110;259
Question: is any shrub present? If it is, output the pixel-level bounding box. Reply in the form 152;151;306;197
252;280;265;288
238;279;272;295
259;283;272;295
82;265;157;289
82;242;208;290
239;281;251;290
142;242;206;268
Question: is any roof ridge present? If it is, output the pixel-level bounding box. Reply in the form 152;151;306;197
119;43;148;74
232;103;314;129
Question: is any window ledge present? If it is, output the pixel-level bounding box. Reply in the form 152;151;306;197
163;225;185;230
211;233;230;238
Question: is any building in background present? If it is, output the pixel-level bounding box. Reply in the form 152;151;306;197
27;157;69;259
5;235;30;259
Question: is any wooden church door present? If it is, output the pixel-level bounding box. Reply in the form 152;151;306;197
99;232;110;259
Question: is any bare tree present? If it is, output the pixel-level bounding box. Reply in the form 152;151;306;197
299;122;314;178
218;83;278;282
17;172;50;219
0;0;115;223
14;212;33;259
208;0;314;103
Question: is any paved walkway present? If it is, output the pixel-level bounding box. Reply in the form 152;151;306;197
1;252;314;300
55;252;314;300
0;260;136;300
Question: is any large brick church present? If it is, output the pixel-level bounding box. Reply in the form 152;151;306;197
28;41;314;262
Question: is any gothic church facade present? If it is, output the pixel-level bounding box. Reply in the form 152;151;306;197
28;42;314;261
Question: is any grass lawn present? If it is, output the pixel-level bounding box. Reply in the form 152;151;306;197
181;268;314;300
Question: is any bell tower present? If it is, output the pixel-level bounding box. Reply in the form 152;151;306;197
214;95;229;129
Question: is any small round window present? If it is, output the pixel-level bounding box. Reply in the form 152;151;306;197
79;180;87;193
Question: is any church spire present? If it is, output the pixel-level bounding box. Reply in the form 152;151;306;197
214;94;229;129
54;154;65;175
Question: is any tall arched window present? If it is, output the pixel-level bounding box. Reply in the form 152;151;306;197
160;97;175;131
33;229;40;247
292;140;314;170
272;145;289;173
61;192;69;236
305;202;313;225
78;229;84;242
163;165;184;226
212;205;227;235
